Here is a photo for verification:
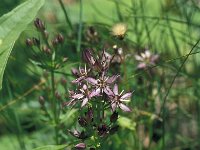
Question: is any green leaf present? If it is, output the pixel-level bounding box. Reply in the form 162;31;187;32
118;116;136;131
33;144;68;150
0;0;45;90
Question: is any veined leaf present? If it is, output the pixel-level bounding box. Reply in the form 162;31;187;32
0;0;45;90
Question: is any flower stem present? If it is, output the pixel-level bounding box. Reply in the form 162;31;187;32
50;69;59;144
58;0;73;31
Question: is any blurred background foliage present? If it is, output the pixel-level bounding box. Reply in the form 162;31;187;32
0;0;200;149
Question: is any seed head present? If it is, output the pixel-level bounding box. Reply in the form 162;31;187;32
111;23;127;40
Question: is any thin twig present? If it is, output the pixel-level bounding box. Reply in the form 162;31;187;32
58;0;73;31
0;79;46;112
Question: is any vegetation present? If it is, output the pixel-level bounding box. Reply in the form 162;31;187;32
0;0;200;149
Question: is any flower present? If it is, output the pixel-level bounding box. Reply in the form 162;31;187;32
71;66;90;84
111;23;127;40
135;50;159;69
107;84;132;112
86;72;119;95
65;84;100;107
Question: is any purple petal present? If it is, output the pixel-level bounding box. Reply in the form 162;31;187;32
72;93;84;99
62;99;75;106
71;68;79;77
86;77;98;85
113;84;118;95
121;92;132;100
106;75;119;84
75;143;86;149
111;102;117;112
89;88;101;98
81;98;88;107
119;103;132;112
71;76;84;83
150;54;159;62
104;87;114;96
82;49;96;66
137;63;146;69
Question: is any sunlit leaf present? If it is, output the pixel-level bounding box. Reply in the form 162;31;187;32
118;116;136;131
0;0;45;90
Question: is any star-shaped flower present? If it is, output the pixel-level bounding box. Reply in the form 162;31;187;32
107;84;132;112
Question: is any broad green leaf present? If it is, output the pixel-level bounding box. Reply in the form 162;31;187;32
33;144;68;150
0;0;45;90
118;116;136;131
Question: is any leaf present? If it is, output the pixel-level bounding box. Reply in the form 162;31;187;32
33;144;68;150
118;116;136;131
0;0;45;90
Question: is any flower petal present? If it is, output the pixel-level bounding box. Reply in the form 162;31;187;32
89;88;101;98
75;143;86;149
111;102;117;112
113;84;118;95
145;50;151;58
137;62;146;69
150;54;159;62
135;55;143;61
81;98;89;107
72;93;84;99
104;87;114;96
62;99;76;106
121;92;132;100
86;77;98;85
106;75;119;84
71;76;84;83
71;68;79;77
119;103;132;112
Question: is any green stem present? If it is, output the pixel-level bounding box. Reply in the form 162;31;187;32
77;0;83;53
58;0;73;31
50;69;59;144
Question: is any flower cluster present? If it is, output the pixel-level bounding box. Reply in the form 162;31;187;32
135;49;159;69
65;49;133;149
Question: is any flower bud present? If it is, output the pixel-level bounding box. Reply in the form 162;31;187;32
97;124;108;137
26;38;33;47
52;38;59;46
82;49;96;66
55;91;61;100
75;143;86;149
57;33;64;43
34;18;45;31
109;125;119;135
60;77;67;86
42;46;51;54
78;117;87;127
110;111;118;123
86;108;93;123
32;37;40;46
62;57;68;63
43;30;49;39
38;96;45;106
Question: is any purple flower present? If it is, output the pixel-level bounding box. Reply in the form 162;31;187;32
82;49;112;72
107;84;132;112
82;49;96;67
135;50;159;69
65;85;100;107
71;66;90;84
86;73;119;95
